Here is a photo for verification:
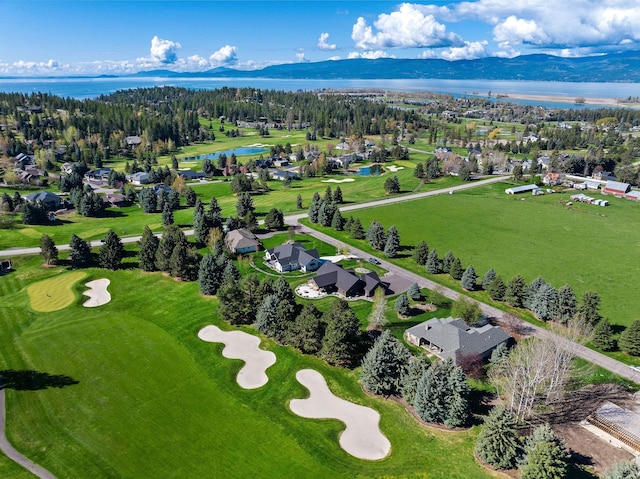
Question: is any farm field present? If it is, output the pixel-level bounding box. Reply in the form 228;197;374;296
0;254;491;479
312;182;640;327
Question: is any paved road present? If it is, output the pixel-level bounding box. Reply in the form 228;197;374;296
0;388;57;479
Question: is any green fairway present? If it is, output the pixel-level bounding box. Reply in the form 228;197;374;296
0;257;492;478
306;182;640;326
26;271;87;312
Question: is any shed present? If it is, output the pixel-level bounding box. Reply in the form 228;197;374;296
505;184;540;195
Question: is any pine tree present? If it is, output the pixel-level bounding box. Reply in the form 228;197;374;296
576;291;602;326
318;201;334;227
531;283;558;321
216;280;245;325
414;162;425;178
286;303;325;354
450;258;464;280
412;240;429;265
221;260;241;285
482;268;497;290
384;225;400;258
414;359;469;427
156;225;187;272
521;440;568;479
556;284;577;324
198;253;220;295
366;220;386;250
169;242;190;279
99;230;125;270
394;294;411;317
296;194;303;209
488;276;506;301
592;318;617;351
461;265;477;290
264;208;285;230
308;192;322;223
185;187;196;207
426;249;440;274
406;283;421;301
138;226;159;271
441;251;455;273
320;299;363;367
236;192;254;217
505;274;527;308
604;461;640;479
69;233;92;268
162;202;174;226
475;406;521;470
333;186;343;204
619;320;640;356
331;209;344;231
324;186;333;203
39;234;58;265
399;357;430;404
360;330;411;396
255;294;281;338
525;276;547;309
350;218;365;239
520;423;567;468
139;187;157;213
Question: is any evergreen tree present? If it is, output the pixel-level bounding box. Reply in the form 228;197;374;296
520;423;567;468
360;330;411;396
384;175;400;194
461;265;477;290
556;284;577;324
450;257;464;280
475;406;521;470
577;291;602;326
482;268;497;290
531;283;558;321
525;276;547;309
406;283;421;301
366;220;386;250
318;201;334;227
412;240;429;265
441;251;455;273
137;226;159;271
414;162;425;178
324;186;333;203
592;318;617;351
333;186;343;204
69;233;92;268
156;225;187;272
394;294;411;316
331;209;344;231
217;280;245;325
384;225;400;258
320;299;363;367
209;196;221;215
264;208;285;230
307;191;322;223
162;202;174;226
426;249;440;274
399;357;430;404
414;359;469;427
193;199;212;245
39;234;58;265
255;294;281;339
296;194;303;209
521;440;568;479
99;230;125;270
221;260;241;285
488;276;506;301
185;187;196;207
139;187;157;213
236;192;254;217
505;275;527;308
198;253;220;295
604;461;640;479
286;303;325;354
350;218;365;239
619;320;640;356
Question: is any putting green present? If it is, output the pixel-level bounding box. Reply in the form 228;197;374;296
27;271;87;312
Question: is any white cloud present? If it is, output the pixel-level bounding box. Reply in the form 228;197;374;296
351;3;462;50
493;16;550;48
150;36;181;64
317;33;338;51
347;50;394;60
440;41;489;61
295;49;307;62
209;45;238;66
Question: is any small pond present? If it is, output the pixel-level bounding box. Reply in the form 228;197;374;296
358;164;383;176
182;147;269;162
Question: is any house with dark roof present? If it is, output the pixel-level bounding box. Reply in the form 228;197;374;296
310;262;382;298
0;259;11;275
25;191;61;210
225;228;261;254
405;316;511;365
127;172;150;185
101;193;127;208
177;170;206;181
265;243;321;272
84;168;112;181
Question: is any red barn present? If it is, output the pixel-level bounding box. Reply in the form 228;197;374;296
602;181;631;197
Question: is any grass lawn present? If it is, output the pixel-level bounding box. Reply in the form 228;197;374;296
26;270;87;312
302;182;640;327
0;255;493;479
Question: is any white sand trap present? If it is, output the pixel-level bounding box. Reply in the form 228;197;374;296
290;369;391;460
321;178;355;183
198;325;276;389
82;279;111;307
319;254;359;263
386;165;405;172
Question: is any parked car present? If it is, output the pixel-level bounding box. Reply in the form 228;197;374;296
630;366;640;373
368;257;381;265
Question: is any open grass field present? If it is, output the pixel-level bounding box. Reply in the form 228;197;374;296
0;254;494;479
304;182;640;327
26;271;87;312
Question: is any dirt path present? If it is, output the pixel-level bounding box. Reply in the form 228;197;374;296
0;388;57;479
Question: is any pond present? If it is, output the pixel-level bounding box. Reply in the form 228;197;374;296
182;147;269;162
358;164;383;176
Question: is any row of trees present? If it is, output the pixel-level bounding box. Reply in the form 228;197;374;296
40;231;124;270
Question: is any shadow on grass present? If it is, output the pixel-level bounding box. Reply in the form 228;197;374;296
0;370;79;391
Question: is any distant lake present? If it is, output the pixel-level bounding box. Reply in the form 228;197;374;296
182;147;269;162
0;76;638;108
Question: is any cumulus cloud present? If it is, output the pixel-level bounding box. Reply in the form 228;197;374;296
209;45;238;66
351;3;462;50
295;49;308;62
441;41;489;60
347;50;395;60
150;36;181;64
317;33;338;51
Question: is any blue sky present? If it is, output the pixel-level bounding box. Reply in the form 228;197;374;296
1;0;639;76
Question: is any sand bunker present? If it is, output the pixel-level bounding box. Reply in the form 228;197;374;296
289;369;391;460
386;165;405;172
321;178;355;183
83;279;111;307
198;325;276;389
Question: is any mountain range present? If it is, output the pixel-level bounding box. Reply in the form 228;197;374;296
131;51;640;83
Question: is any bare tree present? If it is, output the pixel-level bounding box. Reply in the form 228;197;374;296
368;288;389;329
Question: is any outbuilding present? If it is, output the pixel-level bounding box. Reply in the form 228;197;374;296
505;184;541;195
602;181;631;197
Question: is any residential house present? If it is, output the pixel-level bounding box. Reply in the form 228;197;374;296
125;136;142;148
542;172;563;186
14;153;35;167
602;181;631;197
61;163;76;174
405;316;511;365
265;243;321;273
225;228;261;254
127;172;150;185
310;262;382;298
273;159;290;168
101;193;127;208
85;168;112;181
177;170;206;181
271;170;298;181
25;191;61;210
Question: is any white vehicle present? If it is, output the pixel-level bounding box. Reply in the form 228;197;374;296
629;366;640;372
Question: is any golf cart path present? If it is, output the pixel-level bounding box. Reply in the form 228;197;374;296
0;387;57;478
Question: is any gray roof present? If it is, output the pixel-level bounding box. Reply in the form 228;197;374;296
312;262;382;297
25;191;61;205
225;228;260;251
505;184;540;194
267;243;319;268
406;316;510;363
604;180;631;193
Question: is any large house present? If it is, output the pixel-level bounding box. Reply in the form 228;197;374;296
25;191;61;210
225;228;261;254
265;243;321;273
311;262;382;298
405;316;511;365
